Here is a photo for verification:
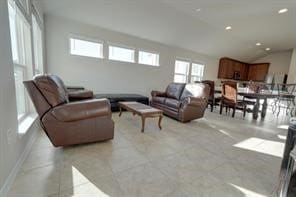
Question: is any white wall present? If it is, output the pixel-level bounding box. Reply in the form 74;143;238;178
0;0;43;195
287;49;296;83
45;15;219;97
252;50;292;75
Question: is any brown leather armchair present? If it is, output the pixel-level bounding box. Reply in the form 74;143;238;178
24;75;114;147
151;82;210;122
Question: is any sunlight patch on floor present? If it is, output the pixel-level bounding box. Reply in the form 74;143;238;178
229;183;267;197
68;166;110;197
277;134;287;140
208;123;233;138
277;124;289;130
233;137;284;158
218;129;233;138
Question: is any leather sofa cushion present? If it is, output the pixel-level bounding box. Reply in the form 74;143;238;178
34;75;69;107
165;83;186;100
151;102;179;113
51;99;111;122
152;96;166;104
165;98;181;109
180;83;209;101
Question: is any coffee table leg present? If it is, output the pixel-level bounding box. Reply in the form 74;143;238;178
141;116;146;132
119;105;122;117
158;115;163;130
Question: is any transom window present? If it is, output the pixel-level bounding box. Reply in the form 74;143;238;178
68;37;161;67
108;45;135;63
138;51;159;66
70;37;103;59
174;59;205;83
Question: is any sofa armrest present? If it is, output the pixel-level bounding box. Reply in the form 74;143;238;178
68;90;94;101
181;97;208;108
179;96;208;122
151;90;166;97
51;99;111;122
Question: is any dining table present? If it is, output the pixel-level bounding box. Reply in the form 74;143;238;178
215;86;278;120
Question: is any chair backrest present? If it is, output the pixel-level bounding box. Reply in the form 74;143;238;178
260;83;275;93
23;80;52;118
202;80;214;99
247;82;261;93
165;82;186;100
33;75;69;107
222;81;237;103
277;84;296;96
23;75;69;117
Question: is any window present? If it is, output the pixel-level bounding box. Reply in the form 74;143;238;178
109;45;135;63
138;51;159;66
191;63;204;82
32;14;43;74
8;0;33;121
19;0;29;13
174;60;190;83
174;60;205;83
70;37;103;59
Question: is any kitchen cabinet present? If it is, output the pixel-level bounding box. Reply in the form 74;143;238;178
218;57;269;81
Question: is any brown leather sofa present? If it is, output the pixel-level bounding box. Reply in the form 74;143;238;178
151;82;210;122
24;75;114;147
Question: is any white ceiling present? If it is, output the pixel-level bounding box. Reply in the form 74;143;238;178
41;0;296;62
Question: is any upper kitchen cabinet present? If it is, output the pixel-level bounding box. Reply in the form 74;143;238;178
218;57;269;81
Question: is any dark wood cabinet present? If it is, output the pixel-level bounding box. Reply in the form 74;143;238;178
248;63;270;81
218;57;269;82
218;58;234;79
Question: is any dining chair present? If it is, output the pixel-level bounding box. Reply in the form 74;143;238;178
274;84;296;116
242;82;259;111
202;80;220;112
220;81;246;118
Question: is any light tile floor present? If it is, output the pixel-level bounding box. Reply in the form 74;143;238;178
7;109;289;197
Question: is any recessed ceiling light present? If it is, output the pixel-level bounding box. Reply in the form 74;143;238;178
195;8;201;12
266;48;271;51
256;42;261;46
278;8;288;14
225;26;232;30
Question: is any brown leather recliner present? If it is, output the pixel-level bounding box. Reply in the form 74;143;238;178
151;82;210;122
23;75;114;147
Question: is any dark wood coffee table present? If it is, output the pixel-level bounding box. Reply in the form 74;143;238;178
118;101;163;132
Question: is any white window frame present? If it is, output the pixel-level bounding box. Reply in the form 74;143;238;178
174;59;190;83
18;0;29;14
8;0;33;123
138;49;160;66
69;35;104;59
108;43;135;63
32;13;43;75
14;63;30;122
174;58;205;83
190;62;205;82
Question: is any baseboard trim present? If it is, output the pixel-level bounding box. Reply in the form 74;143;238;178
0;128;38;197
